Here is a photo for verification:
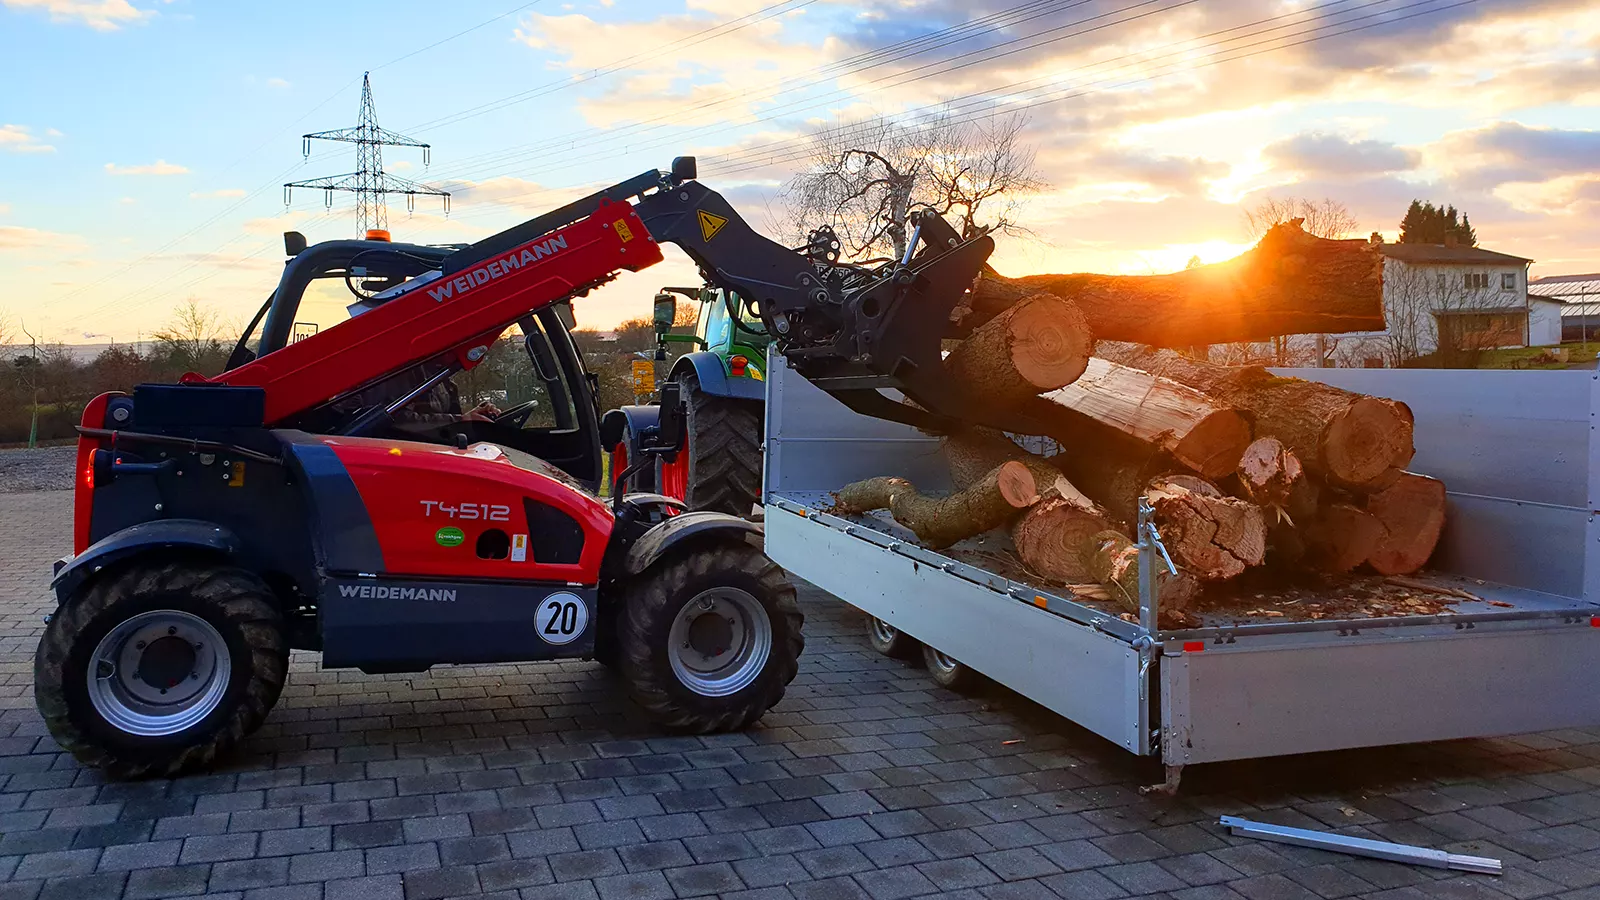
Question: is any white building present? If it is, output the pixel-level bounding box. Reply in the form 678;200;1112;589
1529;273;1600;342
1333;243;1538;367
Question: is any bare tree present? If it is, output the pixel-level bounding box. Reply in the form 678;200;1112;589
1242;197;1360;242
1380;261;1506;368
782;112;1045;261
152;299;230;375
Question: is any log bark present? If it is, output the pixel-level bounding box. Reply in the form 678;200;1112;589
832;462;1039;549
1305;502;1382;573
1365;472;1447;575
953;220;1385;346
1235;437;1304;512
1095;344;1413;490
1082;529;1202;614
945;293;1092;405
1039;357;1253;479
1145;475;1267;580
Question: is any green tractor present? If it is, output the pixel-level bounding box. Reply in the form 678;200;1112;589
601;284;771;516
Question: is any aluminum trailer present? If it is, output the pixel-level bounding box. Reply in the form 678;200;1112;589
761;353;1600;789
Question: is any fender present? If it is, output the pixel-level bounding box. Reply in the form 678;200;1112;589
599;405;661;451
52;519;240;603
624;510;762;576
671;352;765;402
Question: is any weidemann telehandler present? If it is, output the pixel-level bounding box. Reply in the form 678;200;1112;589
39;157;1005;777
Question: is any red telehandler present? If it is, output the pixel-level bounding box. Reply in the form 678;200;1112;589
37;158;999;777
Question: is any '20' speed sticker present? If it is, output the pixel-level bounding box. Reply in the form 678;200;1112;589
535;592;589;645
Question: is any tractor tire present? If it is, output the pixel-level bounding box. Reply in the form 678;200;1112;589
866;616;920;659
921;645;985;693
34;561;289;779
618;540;802;732
673;372;763;517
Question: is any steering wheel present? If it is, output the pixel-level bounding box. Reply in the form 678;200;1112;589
492;399;540;428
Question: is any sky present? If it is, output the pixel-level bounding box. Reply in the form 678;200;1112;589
1;0;1597;343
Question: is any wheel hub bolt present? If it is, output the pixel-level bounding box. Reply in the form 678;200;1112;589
135;641;146;650
699;598;714;611
168;627;177;636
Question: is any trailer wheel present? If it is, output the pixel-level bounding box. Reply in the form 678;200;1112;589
671;372;763;517
922;645;984;693
619;541;802;732
866;617;920;659
34;561;288;779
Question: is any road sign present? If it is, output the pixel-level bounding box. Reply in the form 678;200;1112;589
632;359;655;394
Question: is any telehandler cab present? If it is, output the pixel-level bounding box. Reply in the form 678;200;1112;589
38;157;998;777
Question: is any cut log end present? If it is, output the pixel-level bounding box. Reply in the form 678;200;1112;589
1323;397;1415;489
1306;502;1382;573
1235;437;1304;510
944;293;1092;405
1173;409;1254;479
996;460;1043;509
1366;472;1447;575
1146;475;1267;580
1012;495;1117;583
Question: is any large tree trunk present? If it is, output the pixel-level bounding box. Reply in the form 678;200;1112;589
1040;357;1252;479
832;462;1039;549
1365;472;1447;575
945;293;1092;406
1095;345;1413;491
1145;475;1267;580
953;220;1385;346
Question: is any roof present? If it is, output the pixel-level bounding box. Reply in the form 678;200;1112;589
1527;294;1566;305
1529;273;1600;298
1378;243;1532;265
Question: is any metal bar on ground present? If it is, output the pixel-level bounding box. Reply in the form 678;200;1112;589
1219;816;1502;875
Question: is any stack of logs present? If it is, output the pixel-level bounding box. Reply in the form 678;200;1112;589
832;221;1448;614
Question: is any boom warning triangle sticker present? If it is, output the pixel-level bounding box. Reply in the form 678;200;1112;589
697;210;729;242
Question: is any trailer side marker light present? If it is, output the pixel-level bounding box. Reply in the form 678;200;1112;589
1183;641;1205;652
1591;617;1599;628
729;355;749;376
1033;595;1048;608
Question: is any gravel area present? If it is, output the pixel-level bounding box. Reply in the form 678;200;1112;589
0;445;76;493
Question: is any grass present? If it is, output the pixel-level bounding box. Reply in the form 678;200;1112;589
1473;344;1600;370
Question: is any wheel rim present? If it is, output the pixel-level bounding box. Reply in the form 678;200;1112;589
667;588;771;698
659;426;689;502
869;617;898;645
87;610;231;737
927;649;960;675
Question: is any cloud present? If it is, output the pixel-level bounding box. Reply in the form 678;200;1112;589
1263;133;1419;177
190;188;247;199
0;203;9;215
0;124;56;153
104;159;189;176
1;0;155;31
1462;123;1600;179
118;197;135;205
266;77;291;89
0;224;85;252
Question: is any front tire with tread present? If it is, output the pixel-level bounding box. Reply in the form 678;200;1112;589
34;561;288;779
675;372;763;517
618;541;802;732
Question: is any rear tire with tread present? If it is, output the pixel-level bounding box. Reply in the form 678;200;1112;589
34;561;288;779
619;541;802;732
676;372;763;517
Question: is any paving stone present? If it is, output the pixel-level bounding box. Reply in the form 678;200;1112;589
591;871;675;900
36;872;128;900
665;861;746;896
126;864;211;899
400;865;479;900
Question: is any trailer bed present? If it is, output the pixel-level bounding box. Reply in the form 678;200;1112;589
762;355;1600;774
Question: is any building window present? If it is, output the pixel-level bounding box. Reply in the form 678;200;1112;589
1437;273;1446;290
1464;272;1488;290
1501;272;1516;291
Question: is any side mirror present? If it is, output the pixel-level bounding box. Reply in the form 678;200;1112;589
284;231;307;257
669;156;697;184
552;302;576;330
652;292;676;336
653;381;684;460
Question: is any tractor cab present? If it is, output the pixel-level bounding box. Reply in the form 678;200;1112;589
227;230;605;489
652;284;772;379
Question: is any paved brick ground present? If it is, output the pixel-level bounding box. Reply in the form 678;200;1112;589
6;489;1600;900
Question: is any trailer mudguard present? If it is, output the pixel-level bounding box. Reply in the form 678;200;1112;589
52;519;241;603
671;352;765;401
624;510;762;575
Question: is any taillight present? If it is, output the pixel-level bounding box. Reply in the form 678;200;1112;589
729;355;748;377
